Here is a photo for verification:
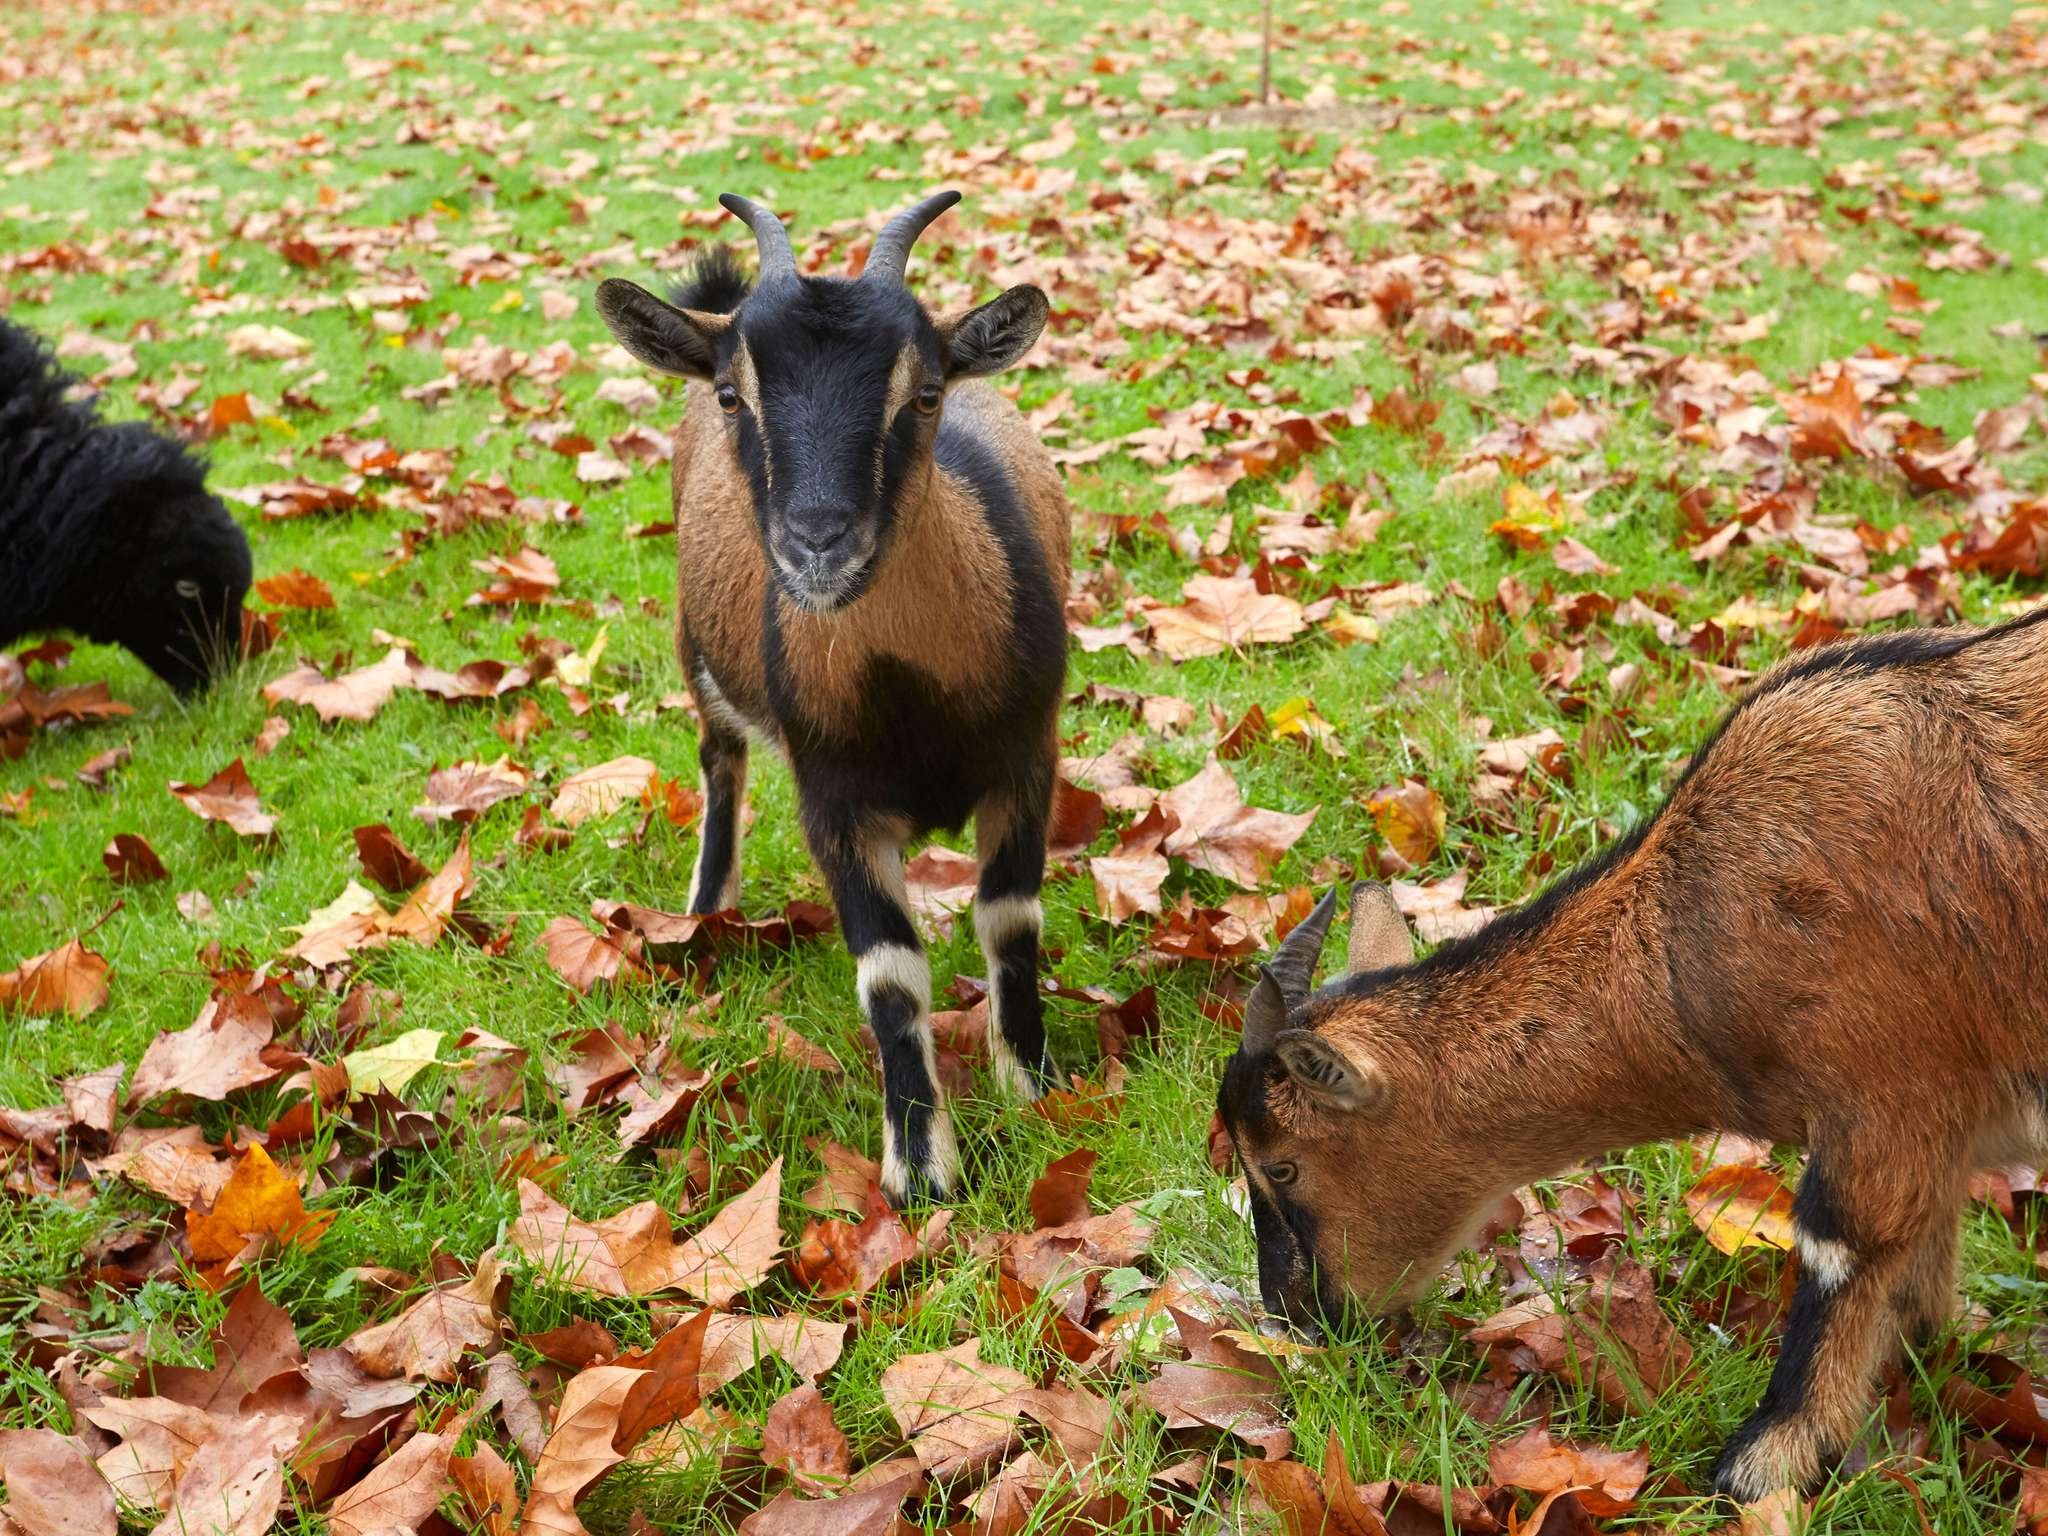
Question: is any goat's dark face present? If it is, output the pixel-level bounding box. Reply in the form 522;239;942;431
596;192;1047;615
725;280;942;612
1215;885;1498;1331
108;490;252;695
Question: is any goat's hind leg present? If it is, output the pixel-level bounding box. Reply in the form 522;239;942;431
1712;1147;1958;1501
809;814;957;1207
975;775;1054;1099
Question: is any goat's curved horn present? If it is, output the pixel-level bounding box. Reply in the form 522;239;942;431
1240;886;1342;1054
863;190;961;287
718;193;797;283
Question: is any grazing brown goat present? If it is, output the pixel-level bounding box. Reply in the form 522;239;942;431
1217;605;2048;1500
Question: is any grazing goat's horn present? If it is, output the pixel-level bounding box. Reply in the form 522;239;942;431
863;190;961;287
718;193;797;283
1241;886;1342;1054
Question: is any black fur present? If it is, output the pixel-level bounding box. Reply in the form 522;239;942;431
667;243;754;316
0;317;250;694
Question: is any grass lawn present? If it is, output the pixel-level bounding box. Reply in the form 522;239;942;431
4;0;2048;1530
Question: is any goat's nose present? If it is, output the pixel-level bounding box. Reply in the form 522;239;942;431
785;517;851;563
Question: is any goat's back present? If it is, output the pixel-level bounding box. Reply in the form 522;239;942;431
1641;608;2048;1136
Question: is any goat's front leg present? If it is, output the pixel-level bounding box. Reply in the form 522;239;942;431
685;708;748;915
974;774;1054;1099
1712;1149;1957;1501
806;812;956;1207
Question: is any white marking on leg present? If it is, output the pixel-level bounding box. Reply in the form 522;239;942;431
975;893;1041;951
923;1101;959;1194
856;944;930;1011
879;1112;904;1202
1797;1228;1856;1293
975;894;1042;1097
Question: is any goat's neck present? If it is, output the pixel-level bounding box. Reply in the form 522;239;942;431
1411;856;1706;1184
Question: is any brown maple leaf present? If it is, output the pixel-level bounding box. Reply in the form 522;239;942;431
168;759;276;838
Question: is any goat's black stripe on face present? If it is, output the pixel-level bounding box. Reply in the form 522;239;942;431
724;278;939;613
1218;1052;1329;1326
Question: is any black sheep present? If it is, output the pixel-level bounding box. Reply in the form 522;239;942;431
0;316;251;694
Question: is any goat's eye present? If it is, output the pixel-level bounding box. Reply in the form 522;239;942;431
915;384;941;414
1264;1161;1299;1187
715;383;740;414
174;578;202;600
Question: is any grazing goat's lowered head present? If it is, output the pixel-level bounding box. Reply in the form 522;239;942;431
0;315;251;695
596;190;1049;614
1217;606;2048;1500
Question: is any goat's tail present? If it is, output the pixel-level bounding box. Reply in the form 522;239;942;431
667;242;753;316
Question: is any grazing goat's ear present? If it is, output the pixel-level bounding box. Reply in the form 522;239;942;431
1347;881;1415;973
596;279;726;379
1274;1030;1385;1114
940;285;1049;379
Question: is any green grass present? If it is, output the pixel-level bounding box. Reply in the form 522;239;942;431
4;0;2048;1529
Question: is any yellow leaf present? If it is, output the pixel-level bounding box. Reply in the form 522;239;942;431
342;1027;448;1097
1323;609;1381;645
554;626;609;689
1684;1165;1796;1256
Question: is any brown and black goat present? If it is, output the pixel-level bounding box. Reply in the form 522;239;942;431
1218;606;2048;1500
595;192;1068;1207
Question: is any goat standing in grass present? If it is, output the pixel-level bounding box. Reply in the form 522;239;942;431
596;191;1067;1206
1217;606;2048;1500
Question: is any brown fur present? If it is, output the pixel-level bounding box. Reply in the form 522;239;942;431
669;377;1068;744
1222;609;2048;1498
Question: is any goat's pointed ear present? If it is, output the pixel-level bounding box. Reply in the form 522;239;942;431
595;279;726;380
940;285;1049;379
1347;881;1414;973
1274;1029;1384;1114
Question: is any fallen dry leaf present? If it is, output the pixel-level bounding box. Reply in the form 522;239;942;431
103;833;168;886
880;1337;1034;1479
511;1160;782;1301
1686;1164;1797;1257
263;647;414;724
0;938;110;1018
1487;1422;1648;1517
185;1142;332;1265
1148;575;1305;661
346;1253;503;1383
0;1428;118;1536
761;1383;850;1495
1158;757;1316;888
549;755;659;827
168;759;276;838
325;1425;458;1536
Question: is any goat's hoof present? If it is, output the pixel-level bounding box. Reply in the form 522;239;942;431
1710;1435;1813;1507
880;1115;960;1209
880;1166;956;1211
992;1051;1054;1102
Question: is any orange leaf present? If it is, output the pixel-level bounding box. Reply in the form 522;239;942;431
185;1143;330;1263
